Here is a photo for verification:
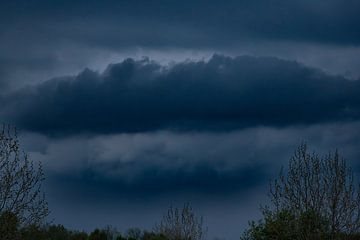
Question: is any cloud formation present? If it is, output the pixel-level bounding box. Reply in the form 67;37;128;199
2;0;360;90
23;130;275;198
19;121;360;201
2;0;360;47
2;55;360;135
2;2;360;238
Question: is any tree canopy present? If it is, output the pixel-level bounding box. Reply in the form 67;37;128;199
242;143;360;240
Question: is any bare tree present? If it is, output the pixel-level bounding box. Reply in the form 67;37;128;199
0;126;49;228
155;203;206;240
270;143;360;239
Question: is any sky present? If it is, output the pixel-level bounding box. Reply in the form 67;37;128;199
1;0;360;239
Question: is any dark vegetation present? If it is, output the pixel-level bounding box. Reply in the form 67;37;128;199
241;143;360;240
2;223;167;240
1;126;360;239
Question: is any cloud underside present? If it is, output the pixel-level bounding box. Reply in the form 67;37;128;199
20;121;360;200
2;55;360;136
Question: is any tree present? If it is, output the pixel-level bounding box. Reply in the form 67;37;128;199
45;224;72;240
241;209;330;240
126;227;143;240
142;231;168;240
0;211;20;240
155;203;205;240
20;224;47;240
89;229;109;240
20;224;89;240
242;143;360;240
70;231;89;240
0;126;49;229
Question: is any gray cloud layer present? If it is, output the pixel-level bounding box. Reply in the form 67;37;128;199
2;55;360;135
2;0;360;90
20;121;360;199
2;0;360;47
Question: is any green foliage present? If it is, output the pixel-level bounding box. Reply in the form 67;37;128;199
241;209;330;240
20;225;46;240
47;225;72;240
0;211;20;240
89;229;108;240
0;221;167;240
142;231;168;240
20;224;89;240
71;232;89;240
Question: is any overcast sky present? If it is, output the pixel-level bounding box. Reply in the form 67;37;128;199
1;1;360;239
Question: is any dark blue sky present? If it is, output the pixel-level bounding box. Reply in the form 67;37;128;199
1;1;360;239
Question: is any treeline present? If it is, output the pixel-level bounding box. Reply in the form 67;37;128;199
1;223;166;240
0;203;202;240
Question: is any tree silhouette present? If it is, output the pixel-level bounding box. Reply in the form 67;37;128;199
242;143;360;240
0;126;49;232
155;203;205;240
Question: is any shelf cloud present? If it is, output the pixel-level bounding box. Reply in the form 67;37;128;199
2;55;359;136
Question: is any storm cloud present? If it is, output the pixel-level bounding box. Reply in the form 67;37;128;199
2;55;360;135
2;0;360;47
19;121;360;199
2;1;360;239
2;0;360;90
